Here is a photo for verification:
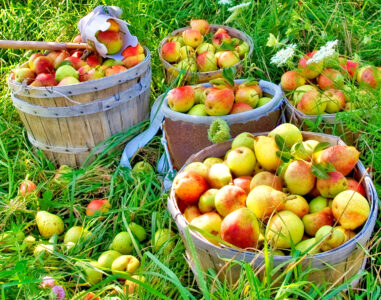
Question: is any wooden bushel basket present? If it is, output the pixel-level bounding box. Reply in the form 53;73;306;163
161;79;283;170
167;132;378;287
8;48;151;167
158;25;253;84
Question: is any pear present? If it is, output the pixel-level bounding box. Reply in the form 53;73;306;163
33;243;54;256
257;97;272;107
284;195;309;218
111;255;140;275
309;196;332;213
184;162;208;178
332;190;370;230
253;136;281;172
206;163;232;188
266;211;304;249
36;211;64;238
188;104;207;116
246;185;286;220
315;225;346;251
272;249;286;256
231;132;255;150
64;226;91;244
129;223;146;242
250;171;283;191
110;232;133;254
302;207;333;236
203;157;224;169
316;171;348;197
319;145;360;176
268;123;303;148
198;189;218;213
295;238;320;254
78;261;103;285
98;250;122;269
226;147;256;177
284;160;315;195
154;229;175;254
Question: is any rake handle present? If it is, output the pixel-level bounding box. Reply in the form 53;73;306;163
0;40;91;51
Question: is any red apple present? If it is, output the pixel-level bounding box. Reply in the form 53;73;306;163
32;73;57;86
212;28;232;49
233;176;252;194
96;30;124;55
28;53;43;69
31;56;54;74
339;58;358;78
173;170;208;204
204;88;234;116
86;54;102;67
230;103;253;114
317;68;344;89
356;66;379;88
167;86;195;112
346;178;366;197
64;56;87;70
105;65;127;76
161;41;181;62
298;51;324;79
280;70;306;91
73;34;83;43
122;44;144;58
122;54;145;68
86;199;111;216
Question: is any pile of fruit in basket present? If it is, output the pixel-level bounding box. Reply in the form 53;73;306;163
160;19;250;73
10;19;146;87
173;123;370;254
167;79;272;116
281;52;381;114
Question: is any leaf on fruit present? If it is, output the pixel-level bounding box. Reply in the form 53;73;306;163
311;162;336;179
277;162;288;176
274;134;290;152
293;141;307;155
222;67;236;87
276;151;293;163
219;42;236;52
243;78;259;86
58;60;72;68
313;142;331;154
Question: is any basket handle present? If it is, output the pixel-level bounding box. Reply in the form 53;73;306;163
0;40;90;51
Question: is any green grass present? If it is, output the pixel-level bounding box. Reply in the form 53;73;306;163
1;0;381;299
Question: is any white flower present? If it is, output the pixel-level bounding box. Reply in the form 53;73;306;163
270;44;297;67
228;2;251;12
307;40;338;64
218;0;232;5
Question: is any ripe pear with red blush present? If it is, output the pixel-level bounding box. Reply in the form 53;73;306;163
230;103;253;114
302;207;333;236
250;171;283;191
19;180;37;196
96;30;123;54
339;58;358;78
226;146;256;177
235;86;260;108
168;86;195;112
204;88;234;116
28;53;43;69
233;176;252;194
191;212;222;243
319;145;359;176
14;68;36;84
206;163;232;189
217;51;240;68
297;89;326;115
346;178;366;197
64;56;86;70
317;171;348;198
215;185;247;217
123;54;145;68
173;170;208;204
105;65;127;76
86;54;102;67
281;70;306;91
161;41;181;62
53;50;70;69
284;160;316;195
122;44;144;58
284;195;309;218
221;208;260;249
196;51;217;72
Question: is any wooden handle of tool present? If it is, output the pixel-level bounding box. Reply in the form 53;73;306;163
0;40;91;51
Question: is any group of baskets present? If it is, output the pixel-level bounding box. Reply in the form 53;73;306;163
8;22;378;288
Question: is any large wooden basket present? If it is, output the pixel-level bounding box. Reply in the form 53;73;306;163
8;48;151;167
167;132;378;287
158;25;253;84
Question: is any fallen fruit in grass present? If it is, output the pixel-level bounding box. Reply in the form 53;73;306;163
79;261;103;285
198;189;218;213
356;66;379;88
190;212;222;243
19;179;37;196
132;161;153;173
302;207;333;236
298;51;324;79
215;185;247;217
235;86;260;108
14;68;36;84
53;165;73;185
284;195;309;219
34;243;54;256
182;28;203;48
316;171;348;198
253;136;281;172
266;210;304;249
96;30;123;54
153;229;175;254
309;196;332;213
295;238;320;254
173;170;208;204
55;65;78;82
315;225;346;251
250;171;283;191
232;132;254;150
206;163;232;188
281;70;306;91
297;89;326;115
268;123;303;148
190;19;210;35
36;211;64;238
83;292;100;300
204;88;234;116
124;275;146;294
110;232;133;254
319;145;359;176
97;250;122;269
167;86;195;112
346;178;366;197
129;223;147;242
226;146;256;177
184;205;202;222
64;226;91;244
317;68;344;89
246;185;286;220
332;190;370;230
221;208;260;249
86;199;110;216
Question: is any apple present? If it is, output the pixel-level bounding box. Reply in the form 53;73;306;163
356;66;379;88
212;28;232;49
182;29;203;48
281;70;306;91
86;54;102;67
317;68;344;89
235;86;259;108
14;68;36;84
321;89;345;113
190;212;222;243
190;19;210;35
30;56;54;74
122;43;144;58
233;176;252;194
32;73;57;86
226;146;256;177
86;199;111;216
298;51;324;79
215;185;247;217
168;86;195;112
217;51;240;68
204;88;234;116
196;51;217;72
96;30;123;54
105;65;127;76
173;170;208;204
57;76;80;86
19;180;37;196
230;103;253;114
346;178;366;197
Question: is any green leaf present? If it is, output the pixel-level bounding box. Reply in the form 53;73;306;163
276;162;289;176
311;162;336;179
293;141;307;155
313;142;331;153
274;134;290;152
242;78;259;86
39;190;53;210
219;41;236;52
276;151;292;163
222;67;236;87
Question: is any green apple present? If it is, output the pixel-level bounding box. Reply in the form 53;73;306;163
188;104;207;116
55;65;78;82
226;146;256;177
231;132;255;150
198;189;218;213
257;97;272;107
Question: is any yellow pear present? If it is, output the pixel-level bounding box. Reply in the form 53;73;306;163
253;136;281;172
36;211;64;238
